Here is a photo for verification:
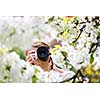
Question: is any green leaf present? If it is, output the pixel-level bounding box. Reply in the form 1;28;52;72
62;32;67;40
90;53;94;64
0;48;8;55
48;16;54;23
0;80;5;83
21;67;27;74
34;68;39;74
34;31;39;35
5;65;11;71
4;75;10;80
9;47;25;60
54;45;61;49
9;27;16;36
61;51;68;57
32;75;38;83
98;31;100;36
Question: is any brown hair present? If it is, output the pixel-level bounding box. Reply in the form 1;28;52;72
32;42;50;49
26;42;50;55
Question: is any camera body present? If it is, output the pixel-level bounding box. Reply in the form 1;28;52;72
37;46;50;61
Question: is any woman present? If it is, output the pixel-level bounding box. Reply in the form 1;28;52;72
26;42;75;83
26;41;64;73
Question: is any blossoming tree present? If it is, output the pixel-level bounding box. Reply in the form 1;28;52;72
46;16;100;82
0;16;100;83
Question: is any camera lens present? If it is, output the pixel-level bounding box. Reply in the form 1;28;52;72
37;46;49;61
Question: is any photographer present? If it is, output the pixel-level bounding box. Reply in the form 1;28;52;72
26;41;76;83
26;42;64;73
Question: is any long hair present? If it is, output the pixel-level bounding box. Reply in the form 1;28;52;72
32;42;50;49
26;41;50;56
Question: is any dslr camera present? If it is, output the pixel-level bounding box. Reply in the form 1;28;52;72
37;46;50;61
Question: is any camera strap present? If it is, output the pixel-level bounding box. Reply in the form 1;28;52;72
50;57;62;70
50;57;54;70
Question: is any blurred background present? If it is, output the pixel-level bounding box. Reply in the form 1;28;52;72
0;16;100;83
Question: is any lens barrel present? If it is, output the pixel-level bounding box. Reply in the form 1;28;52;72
37;46;49;61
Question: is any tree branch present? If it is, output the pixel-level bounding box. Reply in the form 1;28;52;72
59;69;85;83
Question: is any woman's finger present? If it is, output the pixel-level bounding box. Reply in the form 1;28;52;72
26;55;35;62
27;50;36;55
26;58;34;64
27;50;37;59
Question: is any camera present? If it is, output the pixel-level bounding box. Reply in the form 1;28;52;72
37;46;50;61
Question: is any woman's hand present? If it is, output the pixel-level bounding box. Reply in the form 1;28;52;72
26;49;38;64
